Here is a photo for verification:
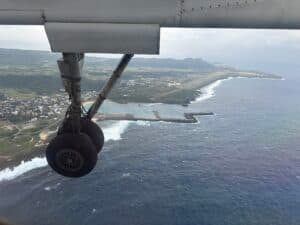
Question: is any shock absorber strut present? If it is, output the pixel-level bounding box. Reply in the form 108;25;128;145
87;54;134;119
57;53;84;134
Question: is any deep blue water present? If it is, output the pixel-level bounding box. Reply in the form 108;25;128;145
0;67;300;225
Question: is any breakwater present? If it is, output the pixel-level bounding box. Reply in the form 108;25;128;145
94;111;214;123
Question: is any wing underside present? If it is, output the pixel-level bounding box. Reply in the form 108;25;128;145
1;0;300;53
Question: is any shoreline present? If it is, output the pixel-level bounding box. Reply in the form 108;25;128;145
0;120;132;181
0;74;282;180
84;73;281;106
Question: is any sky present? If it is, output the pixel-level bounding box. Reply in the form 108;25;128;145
1;25;300;71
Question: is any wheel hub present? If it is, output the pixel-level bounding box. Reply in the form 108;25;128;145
55;149;84;172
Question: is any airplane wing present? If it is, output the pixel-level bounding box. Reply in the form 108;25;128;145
1;0;300;54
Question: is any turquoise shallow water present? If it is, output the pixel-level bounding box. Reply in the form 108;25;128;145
0;67;300;225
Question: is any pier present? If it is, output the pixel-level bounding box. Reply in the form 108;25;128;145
94;111;214;123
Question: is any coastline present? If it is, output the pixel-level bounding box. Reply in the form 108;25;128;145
189;73;281;104
0;74;282;181
84;72;281;106
0;121;132;181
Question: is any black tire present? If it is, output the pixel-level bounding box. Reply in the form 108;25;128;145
58;118;104;153
80;119;104;153
46;133;98;177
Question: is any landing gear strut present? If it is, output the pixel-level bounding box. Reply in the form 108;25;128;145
46;53;134;177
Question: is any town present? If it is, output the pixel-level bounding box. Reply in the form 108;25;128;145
0;90;98;123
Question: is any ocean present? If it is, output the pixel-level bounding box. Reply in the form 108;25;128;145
0;66;300;225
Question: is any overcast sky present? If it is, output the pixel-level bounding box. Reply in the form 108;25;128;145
1;25;300;71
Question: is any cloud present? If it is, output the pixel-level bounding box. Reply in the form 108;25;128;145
160;28;300;70
160;28;300;57
0;25;49;50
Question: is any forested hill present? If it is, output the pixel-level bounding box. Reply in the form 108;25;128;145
0;48;215;72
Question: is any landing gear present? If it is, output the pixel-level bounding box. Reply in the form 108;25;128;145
58;118;104;153
46;53;134;177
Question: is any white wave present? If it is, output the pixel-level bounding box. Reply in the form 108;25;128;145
122;173;131;178
192;78;231;103
44;182;61;191
135;121;151;126
103;121;131;141
44;186;51;191
0;157;47;182
147;103;163;106
0;121;132;182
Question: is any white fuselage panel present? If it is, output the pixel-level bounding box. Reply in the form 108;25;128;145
0;0;299;29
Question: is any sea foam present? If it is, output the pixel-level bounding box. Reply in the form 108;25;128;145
192;78;229;103
0;157;47;182
0;121;131;182
103;121;131;141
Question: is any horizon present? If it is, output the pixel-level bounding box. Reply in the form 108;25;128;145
0;47;225;67
0;46;287;76
1;26;300;72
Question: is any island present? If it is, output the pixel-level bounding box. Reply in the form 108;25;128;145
0;48;281;169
